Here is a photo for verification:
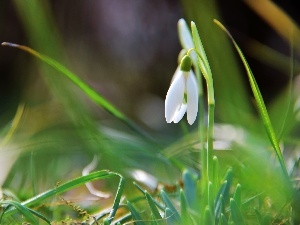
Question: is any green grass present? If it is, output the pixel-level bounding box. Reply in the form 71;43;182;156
0;0;299;224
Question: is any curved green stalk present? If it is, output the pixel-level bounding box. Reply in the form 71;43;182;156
106;177;125;223
213;19;288;178
191;23;215;208
1;42;153;142
3;170;122;218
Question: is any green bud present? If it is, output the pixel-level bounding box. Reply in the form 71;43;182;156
180;55;192;72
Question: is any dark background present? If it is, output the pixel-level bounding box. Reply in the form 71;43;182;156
0;0;299;129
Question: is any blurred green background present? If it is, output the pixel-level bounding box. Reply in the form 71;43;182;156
0;0;299;206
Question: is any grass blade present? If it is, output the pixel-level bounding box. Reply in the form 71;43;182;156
203;206;214;225
160;190;180;222
229;198;245;225
145;191;162;222
213;156;219;196
165;207;180;225
208;181;214;211
180;189;193;225
127;201;145;225
254;208;264;225
133;182;165;211
233;184;242;208
1;200;38;224
213;19;288;178
27;208;51;224
106;177;125;223
215;167;233;210
3;170;121;218
112;213;132;225
218;213;228;225
182;170;197;208
1;42;152;141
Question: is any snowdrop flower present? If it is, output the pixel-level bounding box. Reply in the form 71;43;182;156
165;55;198;125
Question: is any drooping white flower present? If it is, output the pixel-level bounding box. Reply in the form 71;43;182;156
165;56;198;125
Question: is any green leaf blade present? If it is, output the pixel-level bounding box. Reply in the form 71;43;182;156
229;198;245;225
127;201;145;225
145;191;162;221
160;190;180;222
213;19;288;178
1;42;153;141
1;200;38;224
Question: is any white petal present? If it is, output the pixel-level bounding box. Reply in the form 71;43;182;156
171;66;181;83
173;104;187;123
178;19;194;50
177;19;197;66
165;71;185;123
186;71;199;125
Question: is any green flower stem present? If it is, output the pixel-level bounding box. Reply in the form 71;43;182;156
188;47;215;208
189;23;215;194
187;48;208;186
207;101;215;181
190;50;215;175
194;57;206;186
198;67;207;195
198;67;215;203
213;156;219;197
206;97;215;211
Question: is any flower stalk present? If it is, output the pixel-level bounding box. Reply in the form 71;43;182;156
167;18;216;217
190;22;215;212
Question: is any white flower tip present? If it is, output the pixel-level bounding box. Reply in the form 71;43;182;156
178;18;187;27
173;104;187;123
187;115;197;125
178;18;194;50
165;116;172;123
